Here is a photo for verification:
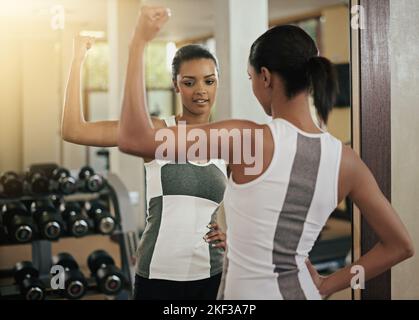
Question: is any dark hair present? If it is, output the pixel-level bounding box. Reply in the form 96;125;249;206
249;25;338;124
171;44;219;80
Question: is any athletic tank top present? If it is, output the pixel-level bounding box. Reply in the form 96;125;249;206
223;118;342;299
136;116;227;281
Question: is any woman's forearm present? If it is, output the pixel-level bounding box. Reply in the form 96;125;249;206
61;58;85;142
320;242;413;296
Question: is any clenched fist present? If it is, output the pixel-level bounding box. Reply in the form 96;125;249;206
133;6;171;44
72;35;95;62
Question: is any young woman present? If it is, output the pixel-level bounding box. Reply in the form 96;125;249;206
118;7;414;300
61;36;227;300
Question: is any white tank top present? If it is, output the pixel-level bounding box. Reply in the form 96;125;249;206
223;118;342;299
135;116;227;281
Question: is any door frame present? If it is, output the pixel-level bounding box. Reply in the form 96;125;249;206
350;0;392;300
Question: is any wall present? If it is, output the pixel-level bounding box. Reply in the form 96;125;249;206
327;108;351;144
390;0;419;299
0;19;22;172
322;6;350;63
213;0;269;123
0;18;90;173
21;35;62;169
321;5;351;144
0;22;62;172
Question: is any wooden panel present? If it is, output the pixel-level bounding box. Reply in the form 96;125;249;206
350;0;361;301
358;0;391;300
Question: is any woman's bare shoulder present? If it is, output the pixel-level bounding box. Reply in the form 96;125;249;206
151;117;166;128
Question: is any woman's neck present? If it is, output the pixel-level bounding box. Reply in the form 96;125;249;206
270;91;322;133
177;108;211;125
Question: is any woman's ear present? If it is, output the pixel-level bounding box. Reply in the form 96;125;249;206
260;67;271;88
173;80;180;93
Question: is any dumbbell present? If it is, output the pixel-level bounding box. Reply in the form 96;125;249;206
31;199;63;240
0;207;7;241
14;261;45;300
84;201;115;235
78;166;105;193
1;202;35;243
24;170;50;195
49;194;63;209
0;209;7;241
87;250;125;295
59;202;89;237
51;167;76;195
0;171;23;198
52;253;87;299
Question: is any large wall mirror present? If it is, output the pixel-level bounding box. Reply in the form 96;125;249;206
0;0;353;299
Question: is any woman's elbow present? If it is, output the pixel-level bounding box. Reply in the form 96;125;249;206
118;142;147;158
394;240;415;262
60;126;86;145
118;139;135;155
402;241;415;260
60;127;74;143
118;134;142;156
118;128;157;158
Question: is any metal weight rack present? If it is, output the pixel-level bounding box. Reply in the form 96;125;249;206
0;170;138;300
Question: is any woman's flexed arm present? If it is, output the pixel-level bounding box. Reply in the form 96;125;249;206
61;36;118;147
118;6;263;167
118;6;169;156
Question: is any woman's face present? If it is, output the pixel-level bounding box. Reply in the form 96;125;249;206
174;58;218;116
248;64;272;116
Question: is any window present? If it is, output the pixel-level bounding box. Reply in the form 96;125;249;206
145;41;175;118
84;41;109;90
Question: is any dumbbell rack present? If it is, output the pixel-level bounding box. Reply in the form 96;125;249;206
0;172;138;300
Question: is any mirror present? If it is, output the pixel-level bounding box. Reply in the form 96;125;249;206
0;0;353;300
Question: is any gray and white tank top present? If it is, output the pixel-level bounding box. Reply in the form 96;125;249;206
136;116;227;281
223;118;342;299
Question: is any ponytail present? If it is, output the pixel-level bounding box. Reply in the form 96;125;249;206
307;56;338;125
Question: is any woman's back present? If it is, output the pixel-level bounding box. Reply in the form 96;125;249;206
223;118;342;299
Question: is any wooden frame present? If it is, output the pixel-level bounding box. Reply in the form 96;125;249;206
351;0;392;299
350;0;361;300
